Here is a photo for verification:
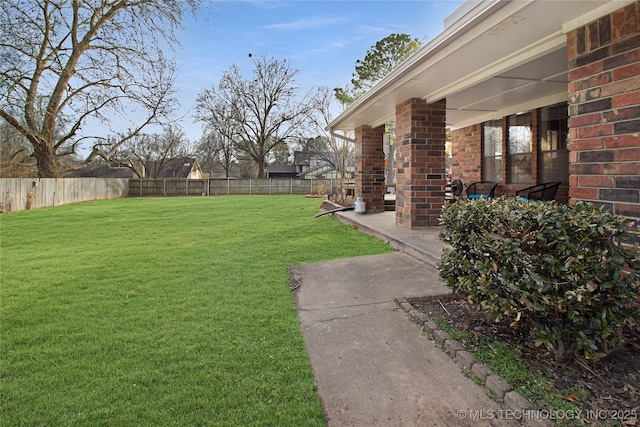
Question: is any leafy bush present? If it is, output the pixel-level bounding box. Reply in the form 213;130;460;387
438;197;639;361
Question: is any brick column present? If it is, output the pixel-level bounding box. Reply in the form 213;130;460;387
354;125;385;213
567;1;640;244
395;98;447;228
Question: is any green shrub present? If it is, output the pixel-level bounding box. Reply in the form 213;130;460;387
438;197;640;361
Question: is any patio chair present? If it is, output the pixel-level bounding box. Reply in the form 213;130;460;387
466;181;497;199
516;181;561;201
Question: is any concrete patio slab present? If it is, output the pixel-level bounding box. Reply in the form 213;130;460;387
333;211;446;267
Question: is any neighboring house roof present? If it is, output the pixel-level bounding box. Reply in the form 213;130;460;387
329;0;629;132
64;163;135;178
265;165;298;174
294;151;311;166
156;158;203;179
65;158;205;179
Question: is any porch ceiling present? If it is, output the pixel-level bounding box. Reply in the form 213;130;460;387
329;0;633;132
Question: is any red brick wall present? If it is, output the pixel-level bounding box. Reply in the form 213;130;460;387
395;98;446;228
451;124;482;185
354;125;386;213
567;1;640;244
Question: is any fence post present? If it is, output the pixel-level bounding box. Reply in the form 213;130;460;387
139;179;143;196
269;178;272;195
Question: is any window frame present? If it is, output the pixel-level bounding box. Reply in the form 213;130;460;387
507;112;533;185
482;119;503;183
538;102;569;185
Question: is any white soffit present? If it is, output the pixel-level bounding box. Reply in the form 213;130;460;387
329;0;626;132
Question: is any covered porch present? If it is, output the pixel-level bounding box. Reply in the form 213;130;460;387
329;0;639;239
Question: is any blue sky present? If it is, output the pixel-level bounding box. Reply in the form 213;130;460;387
165;0;465;142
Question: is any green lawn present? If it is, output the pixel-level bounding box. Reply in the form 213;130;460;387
0;196;393;426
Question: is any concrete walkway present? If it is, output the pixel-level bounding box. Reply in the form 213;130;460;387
290;212;518;426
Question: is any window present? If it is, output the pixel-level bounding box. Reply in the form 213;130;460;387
482;119;502;182
538;103;569;185
507;113;532;184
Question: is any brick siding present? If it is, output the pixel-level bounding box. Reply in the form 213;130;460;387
451;124;482;185
567;1;640;245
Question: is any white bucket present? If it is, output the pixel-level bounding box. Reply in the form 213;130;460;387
354;198;366;214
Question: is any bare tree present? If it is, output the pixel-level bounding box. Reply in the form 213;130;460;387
194;99;240;178
305;86;355;203
114;125;189;178
195;130;236;178
0;116;37;177
0;0;199;177
195;55;311;178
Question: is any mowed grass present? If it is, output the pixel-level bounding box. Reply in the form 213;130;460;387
0;196;393;426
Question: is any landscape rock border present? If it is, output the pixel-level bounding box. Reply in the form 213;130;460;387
395;295;554;427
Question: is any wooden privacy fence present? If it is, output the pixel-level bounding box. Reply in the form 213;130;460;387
0;177;339;212
0;178;129;213
128;178;335;197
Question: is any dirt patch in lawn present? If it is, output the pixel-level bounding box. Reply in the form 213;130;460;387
411;295;640;424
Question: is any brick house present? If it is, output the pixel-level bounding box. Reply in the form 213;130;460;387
329;0;639;244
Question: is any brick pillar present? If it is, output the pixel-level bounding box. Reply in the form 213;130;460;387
354;125;385;213
395;98;447;228
567;1;640;245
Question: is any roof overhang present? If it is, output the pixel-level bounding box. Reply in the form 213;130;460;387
329;0;634;133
